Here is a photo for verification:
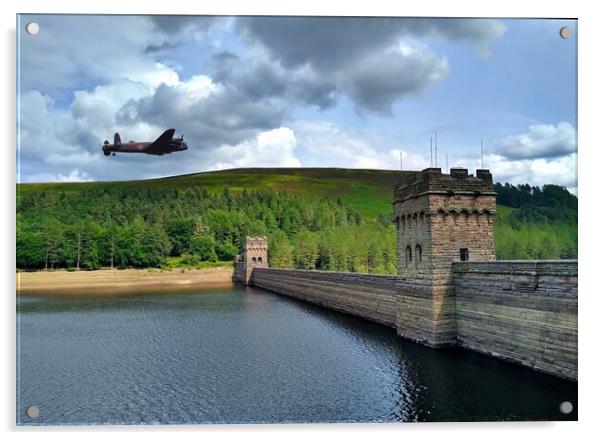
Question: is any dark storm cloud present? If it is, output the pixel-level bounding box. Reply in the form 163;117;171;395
228;16;508;114
343;48;448;115
237;16;404;69
236;17;506;69
149;15;219;35
210;50;240;65
117;83;289;148
144;15;225;53
212;57;289;101
144;41;180;53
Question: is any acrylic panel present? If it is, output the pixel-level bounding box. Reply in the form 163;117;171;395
16;14;578;425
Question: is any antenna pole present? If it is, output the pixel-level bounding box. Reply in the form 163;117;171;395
446;153;449;173
480;139;484;169
400;151;403;173
434;131;438;167
430;137;433;167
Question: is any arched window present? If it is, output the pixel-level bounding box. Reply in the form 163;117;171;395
258;256;262;263
252;257;257;263
415;245;422;265
405;245;412;266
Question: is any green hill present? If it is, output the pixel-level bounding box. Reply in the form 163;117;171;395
18;167;403;219
16;167;577;272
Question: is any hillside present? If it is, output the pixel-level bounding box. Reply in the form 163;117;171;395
16;167;577;272
17;168;403;219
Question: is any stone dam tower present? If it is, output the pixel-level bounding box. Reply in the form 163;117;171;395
236;236;268;285
394;167;496;281
392;167;497;347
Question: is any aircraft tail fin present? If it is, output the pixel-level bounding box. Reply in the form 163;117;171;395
114;133;121;146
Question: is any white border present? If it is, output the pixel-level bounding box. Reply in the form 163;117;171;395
3;1;600;439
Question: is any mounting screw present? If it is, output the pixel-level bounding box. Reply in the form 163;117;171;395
559;26;572;39
25;22;39;35
26;406;39;418
559;401;573;414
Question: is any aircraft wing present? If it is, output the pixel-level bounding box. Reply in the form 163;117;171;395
144;129;176;154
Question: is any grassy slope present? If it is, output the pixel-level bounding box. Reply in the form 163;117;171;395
18;168;406;219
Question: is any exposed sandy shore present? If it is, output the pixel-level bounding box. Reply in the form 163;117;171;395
17;266;235;295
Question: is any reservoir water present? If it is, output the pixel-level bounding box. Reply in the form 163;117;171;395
17;284;577;425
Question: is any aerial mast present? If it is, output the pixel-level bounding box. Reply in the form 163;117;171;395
400;151;403;174
434;131;438;167
430;137;433;167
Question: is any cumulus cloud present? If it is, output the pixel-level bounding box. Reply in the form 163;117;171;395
208;40;449;115
342;43;448;115
496;122;577;160
24;169;92;184
488;153;577;192
19;15;178;96
211;127;301;169
232;17;464;114
55;169;92;182
294;120;429;170
148;15;220;36
236;17;505;69
120;74;289;148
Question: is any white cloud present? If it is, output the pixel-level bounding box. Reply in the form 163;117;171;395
25;169;92;183
211;127;301;169
496;122;577;160
56;169;92;182
19;15;177;95
449;152;577;193
489;153;577;190
294;120;429;170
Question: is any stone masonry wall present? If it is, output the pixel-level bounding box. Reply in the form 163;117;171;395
233;261;246;284
453;260;577;381
250;268;457;348
250;268;403;328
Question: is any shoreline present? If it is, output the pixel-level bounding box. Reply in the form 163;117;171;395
17;266;235;295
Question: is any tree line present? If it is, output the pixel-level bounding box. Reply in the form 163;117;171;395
494;182;577;210
17;186;396;273
493;183;577;260
16;181;577;272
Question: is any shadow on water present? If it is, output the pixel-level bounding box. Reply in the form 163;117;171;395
246;286;578;422
17;284;577;425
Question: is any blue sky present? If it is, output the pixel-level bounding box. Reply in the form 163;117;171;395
17;15;577;191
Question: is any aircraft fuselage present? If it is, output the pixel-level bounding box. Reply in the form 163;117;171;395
102;129;188;156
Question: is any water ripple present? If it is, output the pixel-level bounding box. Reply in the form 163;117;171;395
17;286;577;425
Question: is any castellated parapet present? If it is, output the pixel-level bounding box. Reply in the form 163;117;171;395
394;167;496;282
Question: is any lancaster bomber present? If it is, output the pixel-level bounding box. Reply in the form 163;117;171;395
102;128;188;156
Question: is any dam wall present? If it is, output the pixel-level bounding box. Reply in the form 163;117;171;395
452;260;577;380
233;261;246;284
249;268;401;328
242;261;577;381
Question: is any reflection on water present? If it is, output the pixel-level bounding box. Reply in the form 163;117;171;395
17;285;577;425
